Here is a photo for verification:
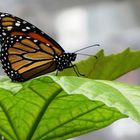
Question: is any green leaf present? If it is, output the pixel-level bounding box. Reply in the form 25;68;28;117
0;48;140;140
0;76;22;93
51;76;140;123
59;48;140;80
0;76;124;140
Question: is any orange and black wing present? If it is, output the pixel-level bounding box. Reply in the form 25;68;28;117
0;12;64;52
0;12;66;81
1;35;62;82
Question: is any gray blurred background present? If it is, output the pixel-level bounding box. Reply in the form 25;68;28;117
0;0;140;140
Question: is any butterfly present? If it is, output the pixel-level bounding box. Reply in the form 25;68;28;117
0;12;99;82
0;12;87;82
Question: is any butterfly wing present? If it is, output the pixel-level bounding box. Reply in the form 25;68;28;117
0;12;64;52
0;12;66;81
1;35;61;81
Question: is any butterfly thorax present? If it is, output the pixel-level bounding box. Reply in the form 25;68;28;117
54;53;77;71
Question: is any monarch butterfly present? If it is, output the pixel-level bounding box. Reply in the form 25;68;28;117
0;12;99;82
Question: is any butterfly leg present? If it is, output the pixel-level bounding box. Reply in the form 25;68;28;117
56;70;59;76
94;55;98;59
69;63;85;77
73;64;85;76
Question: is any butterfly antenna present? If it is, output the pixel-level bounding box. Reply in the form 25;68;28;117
76;53;92;56
74;44;100;53
76;53;98;59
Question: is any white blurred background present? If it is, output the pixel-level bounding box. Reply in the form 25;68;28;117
0;0;140;140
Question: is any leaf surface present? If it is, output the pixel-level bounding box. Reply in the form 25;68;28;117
59;49;140;80
0;76;124;140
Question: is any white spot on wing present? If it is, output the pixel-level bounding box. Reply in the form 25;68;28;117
46;43;50;46
26;26;30;30
2;32;6;36
15;22;20;26
1;14;5;17
7;26;12;31
22;29;26;31
34;40;38;42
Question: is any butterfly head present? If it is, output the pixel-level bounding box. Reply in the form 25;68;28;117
55;53;77;71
